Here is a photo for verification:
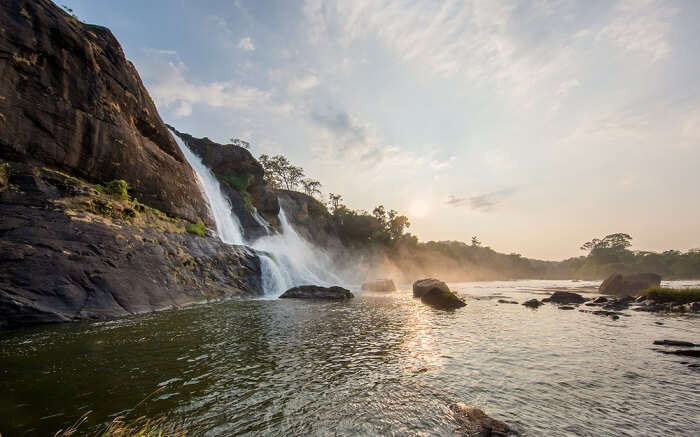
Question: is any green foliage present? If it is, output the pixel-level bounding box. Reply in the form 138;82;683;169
96;179;130;201
259;154;305;190
186;221;206;236
639;287;700;304
218;172;253;192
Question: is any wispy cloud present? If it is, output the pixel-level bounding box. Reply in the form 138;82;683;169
447;188;517;212
145;56;291;115
237;36;255;51
597;0;678;62
288;74;320;93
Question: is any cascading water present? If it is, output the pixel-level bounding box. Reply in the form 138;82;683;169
171;130;343;296
171;132;245;245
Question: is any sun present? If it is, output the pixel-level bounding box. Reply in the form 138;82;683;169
408;199;429;218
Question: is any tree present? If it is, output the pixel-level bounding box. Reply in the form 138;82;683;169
229;138;250;149
387;211;410;240
372;205;387;225
471;236;481;247
301;179;322;198
328;193;343;214
580;233;632;253
258;154;305;190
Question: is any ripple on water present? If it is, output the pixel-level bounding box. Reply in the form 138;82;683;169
0;280;698;436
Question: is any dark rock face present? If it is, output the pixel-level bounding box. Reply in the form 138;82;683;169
522;299;543;308
542;291;587;305
452;403;519;436
413;278;450;298
168;126;278;239
362;279;397;292
0;164;262;327
279;285;354;300
0;0;210;224
599;272;661;297
421;287;466;310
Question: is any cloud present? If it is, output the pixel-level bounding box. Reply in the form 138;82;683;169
310;108;366;147
145;57;291;115
237;37;255;51
556;79;580;97
172;101;192;118
288;74;321;93
597;0;678;62
447;188;517;212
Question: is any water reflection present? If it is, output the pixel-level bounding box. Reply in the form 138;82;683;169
1;280;699;436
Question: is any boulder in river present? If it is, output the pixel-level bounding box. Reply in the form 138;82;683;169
412;278;450;298
452;403;519;436
522;299;543;308
421;287;466;310
599;273;661;297
542;291;587;305
279;285;354;300
361;279;397;292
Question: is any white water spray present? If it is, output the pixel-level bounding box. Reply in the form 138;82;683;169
171;131;342;296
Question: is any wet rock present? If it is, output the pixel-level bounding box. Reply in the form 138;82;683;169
421;288;466;310
497;299;519;304
0;164;263;327
592;296;608;304
654;349;700;358
362;278;397;292
412;278;451;298
655;322;664;325
559;306;576;310
452;403;519;436
653;340;697;347
522;299;543;308
580;309;627;319
599;272;661;297
279;285;354;300
542;291;587;305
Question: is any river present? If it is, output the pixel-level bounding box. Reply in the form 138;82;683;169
1;280;699;436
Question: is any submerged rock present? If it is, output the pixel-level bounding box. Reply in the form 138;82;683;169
497;299;519;304
279;285;354;300
653;340;697;347
522;299;543;308
362;278;397;292
592;296;609;304
412;278;450;298
452;403;519;436
599;272;661;297
542;291;587;305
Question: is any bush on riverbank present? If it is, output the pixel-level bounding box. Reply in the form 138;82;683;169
639;287;700;304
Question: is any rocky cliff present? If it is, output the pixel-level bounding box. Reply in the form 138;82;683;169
0;0;210;223
0;0;263;326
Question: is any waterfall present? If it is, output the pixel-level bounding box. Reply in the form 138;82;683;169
171;130;341;296
171;131;245;245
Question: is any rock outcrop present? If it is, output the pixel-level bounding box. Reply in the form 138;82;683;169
599;272;661;297
168;126;279;239
361;278;397;292
0;163;262;326
279;285;354;300
412;278;465;310
0;0;210;224
452;403;519;436
413;278;450;298
277;190;340;248
542;291;587;305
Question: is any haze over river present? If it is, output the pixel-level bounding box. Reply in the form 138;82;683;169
1;280;699;436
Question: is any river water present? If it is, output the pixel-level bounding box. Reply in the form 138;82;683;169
1;280;699;436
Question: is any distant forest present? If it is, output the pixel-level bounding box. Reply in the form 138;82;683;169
260;154;700;281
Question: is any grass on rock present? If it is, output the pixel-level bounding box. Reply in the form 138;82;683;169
639;287;700;304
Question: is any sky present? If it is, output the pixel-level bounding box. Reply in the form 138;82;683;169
61;0;700;260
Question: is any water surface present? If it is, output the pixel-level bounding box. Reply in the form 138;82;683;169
1;280;699;436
